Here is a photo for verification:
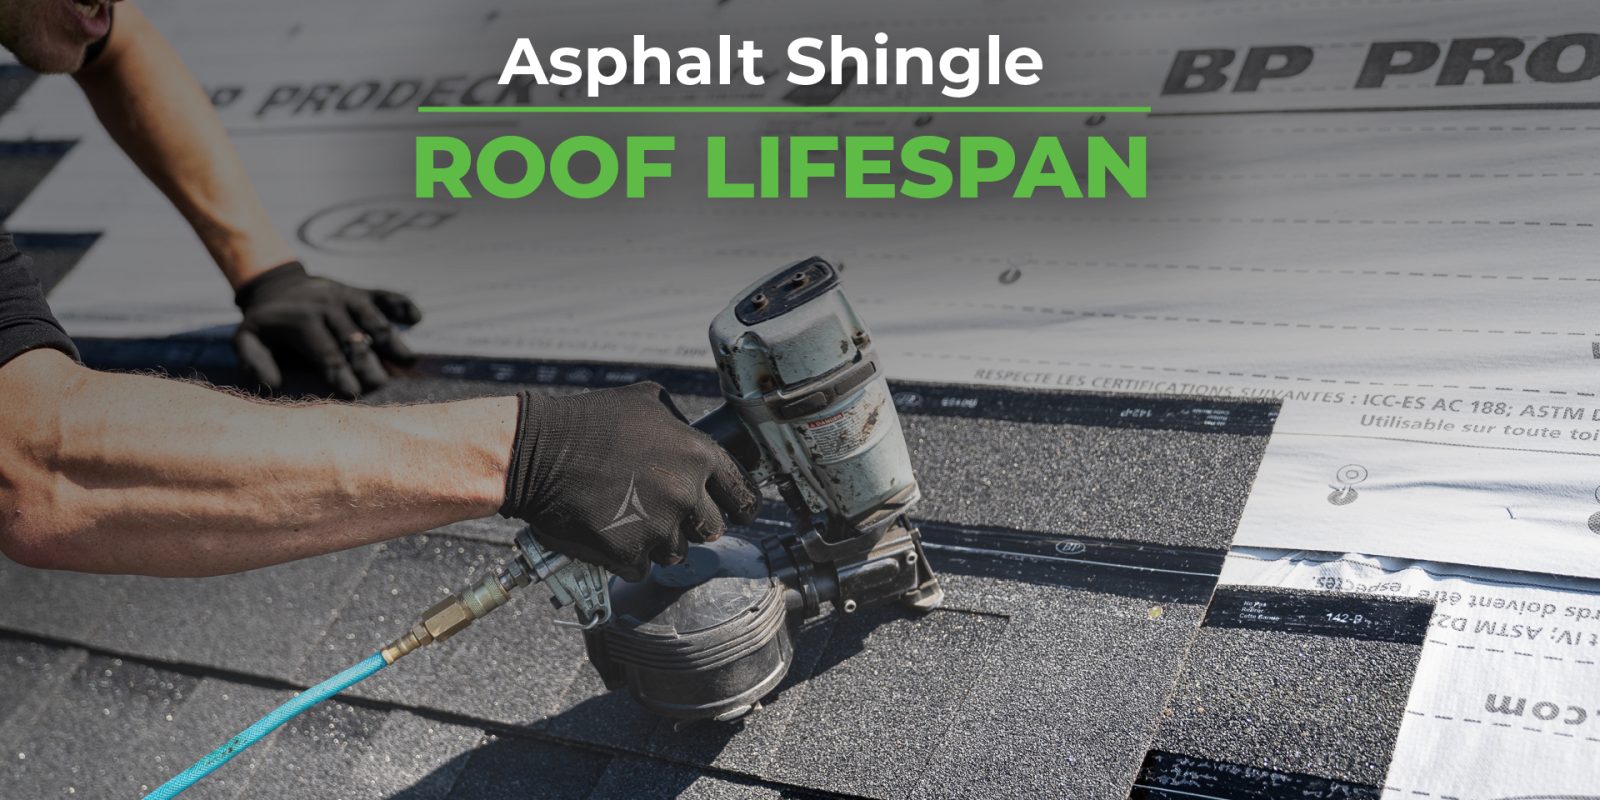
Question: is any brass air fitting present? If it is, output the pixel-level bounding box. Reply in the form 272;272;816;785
380;571;516;664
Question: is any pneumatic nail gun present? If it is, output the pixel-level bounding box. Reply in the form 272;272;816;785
494;256;945;720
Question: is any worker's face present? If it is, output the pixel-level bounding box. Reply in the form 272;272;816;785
0;0;118;74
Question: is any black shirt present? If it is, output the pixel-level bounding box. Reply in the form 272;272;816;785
0;11;109;369
0;233;79;367
0;13;110;368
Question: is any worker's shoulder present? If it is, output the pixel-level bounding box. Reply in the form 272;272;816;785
0;230;80;371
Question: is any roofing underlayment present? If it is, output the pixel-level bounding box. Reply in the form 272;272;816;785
5;0;1600;798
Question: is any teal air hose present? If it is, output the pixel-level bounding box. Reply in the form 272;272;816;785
142;651;388;800
143;566;530;798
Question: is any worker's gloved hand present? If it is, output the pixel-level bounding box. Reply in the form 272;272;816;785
500;383;761;581
233;261;422;398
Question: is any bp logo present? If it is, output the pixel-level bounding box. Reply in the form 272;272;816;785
1054;540;1087;556
296;196;459;257
1327;464;1368;506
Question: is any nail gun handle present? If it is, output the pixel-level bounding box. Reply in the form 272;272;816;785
513;528;613;629
693;403;762;472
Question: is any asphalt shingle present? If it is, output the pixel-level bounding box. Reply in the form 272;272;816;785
759;606;1009;798
439;734;612;800
589;757;792;800
911;579;1208;800
3;653;203;798
0;547;379;679
1142;588;1431;790
0;637;87;739
297;534;590;725
904;415;1267;552
238;697;485;800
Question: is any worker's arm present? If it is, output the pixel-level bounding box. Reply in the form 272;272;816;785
0;352;758;578
71;4;420;397
0;349;512;576
71;3;290;287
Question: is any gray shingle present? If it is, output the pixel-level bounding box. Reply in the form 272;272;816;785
3;653;204;798
299;534;591;725
911;578;1207;800
441;733;612;800
1146;590;1430;787
0;560;125;644
905;415;1265;552
589;757;790;800
0;547;379;679
6;654;490;800
0;637;87;739
228;697;484;800
760;606;1008;799
143;678;301;800
109;548;380;678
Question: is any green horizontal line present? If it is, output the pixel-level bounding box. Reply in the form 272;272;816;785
416;105;1149;114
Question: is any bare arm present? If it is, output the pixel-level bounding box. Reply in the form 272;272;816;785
72;3;291;287
71;3;425;397
0;350;515;577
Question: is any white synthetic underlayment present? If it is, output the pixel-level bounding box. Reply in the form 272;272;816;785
7;0;1600;793
1224;549;1600;800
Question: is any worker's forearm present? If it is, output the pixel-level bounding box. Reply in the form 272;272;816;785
1;352;514;576
73;4;293;286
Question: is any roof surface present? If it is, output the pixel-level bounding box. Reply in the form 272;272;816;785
0;4;1531;794
1;345;1275;798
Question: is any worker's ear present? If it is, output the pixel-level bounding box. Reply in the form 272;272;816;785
71;2;150;80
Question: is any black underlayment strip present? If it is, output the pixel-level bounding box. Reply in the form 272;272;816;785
12;232;100;296
0;140;76;222
1130;751;1382;800
75;341;1279;436
0;67;92;292
1203;586;1433;645
743;513;1226;604
417;355;1279;435
917;521;1224;603
0;64;38;118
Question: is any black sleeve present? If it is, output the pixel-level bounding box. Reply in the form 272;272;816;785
0;234;80;368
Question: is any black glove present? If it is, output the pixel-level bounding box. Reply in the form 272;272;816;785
500;382;761;581
233;261;422;398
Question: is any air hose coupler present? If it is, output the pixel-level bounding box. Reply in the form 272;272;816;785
379;552;566;663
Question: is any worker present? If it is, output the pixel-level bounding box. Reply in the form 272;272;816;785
5;0;421;398
0;1;761;578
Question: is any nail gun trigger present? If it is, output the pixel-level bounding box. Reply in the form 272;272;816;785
512;527;615;630
554;605;612;630
548;561;614;630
